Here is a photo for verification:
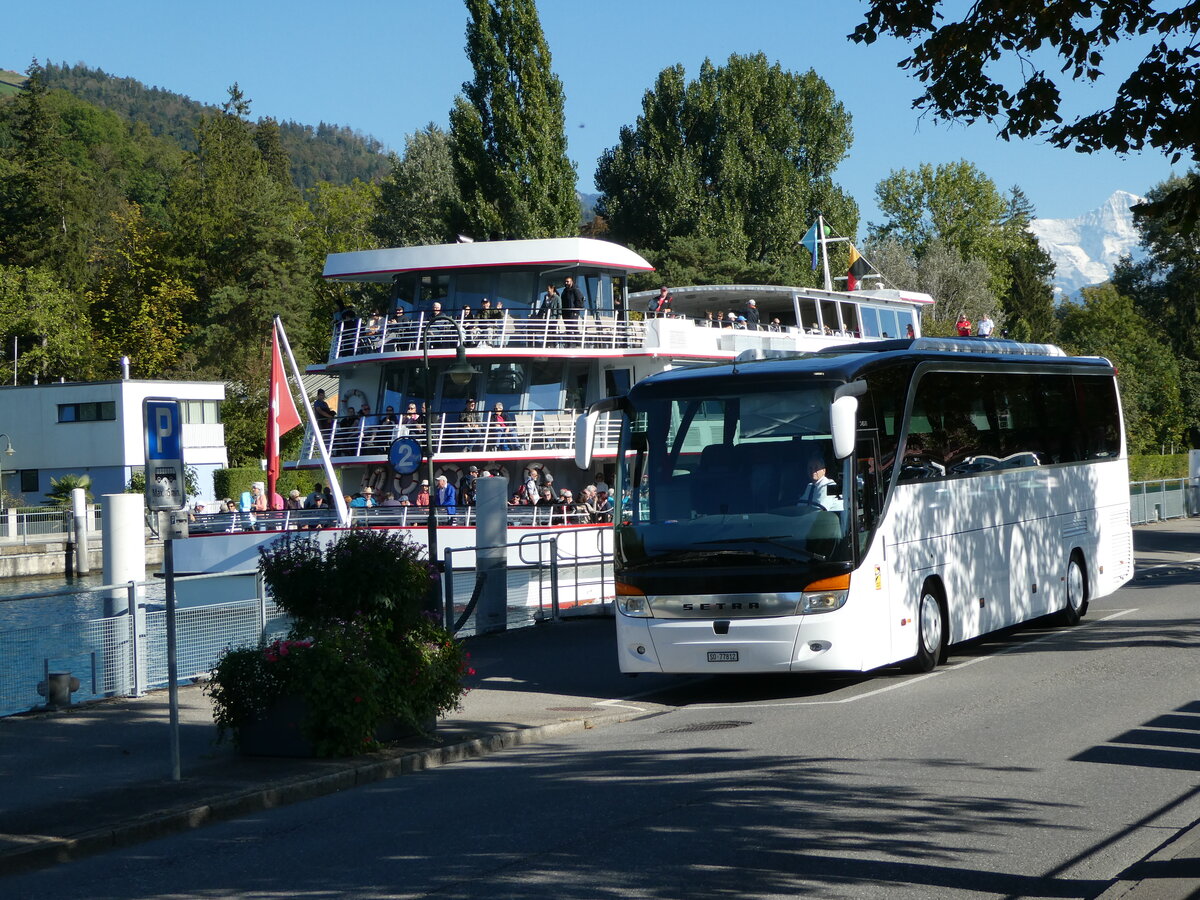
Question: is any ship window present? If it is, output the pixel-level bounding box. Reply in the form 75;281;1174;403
878;308;899;339
420;274;449;307
819;300;841;333
797;298;820;332
495;272;536;315
860;307;881;337
839;302;861;337
527;360;565;411
454;271;491;311
391;275;416;312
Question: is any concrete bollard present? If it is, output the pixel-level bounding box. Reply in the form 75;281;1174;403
474;477;509;634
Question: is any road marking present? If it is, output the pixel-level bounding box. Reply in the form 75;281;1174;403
683;608;1141;711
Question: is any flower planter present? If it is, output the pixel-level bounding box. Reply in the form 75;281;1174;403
235;696;436;758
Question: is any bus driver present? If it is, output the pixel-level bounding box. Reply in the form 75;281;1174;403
799;450;843;511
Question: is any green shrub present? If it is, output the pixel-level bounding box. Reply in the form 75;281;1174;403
207;529;469;757
212;467;316;502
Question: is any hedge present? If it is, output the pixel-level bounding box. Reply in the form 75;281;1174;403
212;467;318;503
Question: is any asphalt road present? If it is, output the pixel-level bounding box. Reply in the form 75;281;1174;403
4;553;1198;899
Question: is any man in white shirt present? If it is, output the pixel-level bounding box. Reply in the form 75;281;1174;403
799;452;843;511
977;314;995;338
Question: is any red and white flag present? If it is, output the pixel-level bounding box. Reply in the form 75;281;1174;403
265;326;302;501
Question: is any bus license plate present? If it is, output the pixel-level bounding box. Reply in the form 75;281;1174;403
707;650;739;662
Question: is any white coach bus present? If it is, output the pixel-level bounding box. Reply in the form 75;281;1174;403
581;337;1134;674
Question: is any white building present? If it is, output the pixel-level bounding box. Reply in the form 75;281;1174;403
0;379;226;507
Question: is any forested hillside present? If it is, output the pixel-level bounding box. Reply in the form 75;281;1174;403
39;62;390;189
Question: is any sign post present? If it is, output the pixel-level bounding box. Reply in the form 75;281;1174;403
143;398;185;781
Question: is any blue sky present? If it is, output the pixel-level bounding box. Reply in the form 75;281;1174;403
2;0;1181;229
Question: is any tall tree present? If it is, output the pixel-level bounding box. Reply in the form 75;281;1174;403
0;61;93;284
1112;172;1200;364
596;54;857;286
303;178;381;360
449;0;579;240
0;264;95;382
998;186;1057;342
372;124;460;247
851;2;1200;225
1058;283;1184;454
167;85;314;378
87;205;195;378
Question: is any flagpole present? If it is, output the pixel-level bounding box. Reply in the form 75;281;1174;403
819;216;833;292
274;317;350;528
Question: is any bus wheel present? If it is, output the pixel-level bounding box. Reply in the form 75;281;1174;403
907;582;946;673
1056;553;1088;626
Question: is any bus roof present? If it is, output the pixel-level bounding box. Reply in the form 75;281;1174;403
632;337;1116;397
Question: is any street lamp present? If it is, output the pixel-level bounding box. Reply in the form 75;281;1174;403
420;315;477;612
0;433;14;511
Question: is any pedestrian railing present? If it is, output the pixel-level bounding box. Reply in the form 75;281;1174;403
0;505;103;544
0;527;614;717
1129;478;1197;524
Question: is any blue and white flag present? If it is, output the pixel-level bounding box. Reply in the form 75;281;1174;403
800;222;819;270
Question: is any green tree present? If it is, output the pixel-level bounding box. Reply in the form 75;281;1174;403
851;2;1200;226
302;178;381;360
1113;172;1200;364
1058;283;1184;454
871;160;1009;290
0;264;95;382
915;240;998;334
372;124;460;247
0;62;94;284
998;186;1057;343
596;54;857;285
449;0;579;240
87;205;196;378
168;85;315;378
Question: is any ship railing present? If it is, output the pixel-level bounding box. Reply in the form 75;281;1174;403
299;407;590;460
330;313;646;361
187;503;600;535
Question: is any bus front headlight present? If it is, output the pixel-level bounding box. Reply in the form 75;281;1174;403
801;589;848;614
616;582;652;617
617;595;652;617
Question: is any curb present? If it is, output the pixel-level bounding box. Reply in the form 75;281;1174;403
0;711;634;878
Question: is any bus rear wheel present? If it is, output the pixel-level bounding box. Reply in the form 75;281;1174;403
907;582;946;672
1055;553;1088;626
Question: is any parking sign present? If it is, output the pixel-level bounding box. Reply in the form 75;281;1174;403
144;398;186;511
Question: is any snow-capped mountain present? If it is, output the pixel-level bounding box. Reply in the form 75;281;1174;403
1029;190;1146;299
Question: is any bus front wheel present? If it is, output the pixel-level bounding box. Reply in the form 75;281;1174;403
1055;553;1088;626
907;582;947;672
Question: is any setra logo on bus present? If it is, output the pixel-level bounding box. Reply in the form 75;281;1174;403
682;602;760;611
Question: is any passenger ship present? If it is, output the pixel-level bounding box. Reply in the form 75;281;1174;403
174;236;931;580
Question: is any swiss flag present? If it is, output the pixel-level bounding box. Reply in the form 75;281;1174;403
265;327;302;500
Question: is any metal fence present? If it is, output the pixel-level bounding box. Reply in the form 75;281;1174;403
0;527;613;718
443;526;612;633
1129;478;1197;525
0;574;288;718
0;505;104;543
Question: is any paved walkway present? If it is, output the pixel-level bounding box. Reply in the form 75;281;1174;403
1;519;1198;898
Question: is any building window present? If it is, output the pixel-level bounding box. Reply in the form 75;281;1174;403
181;400;222;424
58;401;116;423
19;469;38;493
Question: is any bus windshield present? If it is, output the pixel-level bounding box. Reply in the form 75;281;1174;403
622;384;853;565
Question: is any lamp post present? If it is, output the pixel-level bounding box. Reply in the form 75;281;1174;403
420;315;477;611
0;433;14;511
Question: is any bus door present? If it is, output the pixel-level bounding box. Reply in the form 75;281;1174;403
854;430;894;668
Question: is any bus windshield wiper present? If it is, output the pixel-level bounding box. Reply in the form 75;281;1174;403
694;536;816;560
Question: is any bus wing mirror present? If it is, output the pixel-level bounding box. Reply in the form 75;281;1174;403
831;395;859;459
575;411;599;470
